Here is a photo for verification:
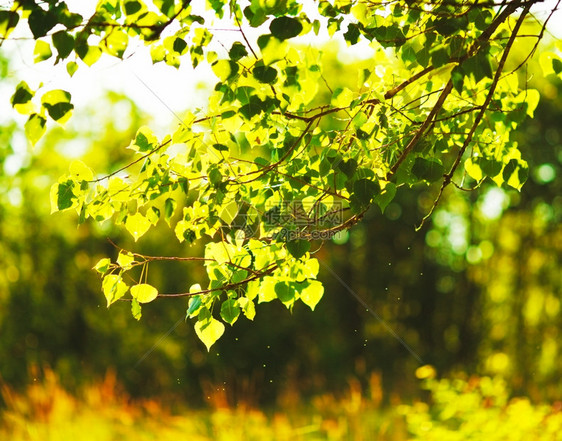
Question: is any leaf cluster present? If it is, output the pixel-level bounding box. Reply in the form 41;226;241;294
3;0;560;348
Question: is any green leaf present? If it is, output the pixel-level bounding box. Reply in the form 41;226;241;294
244;5;267;27
286;239;310;259
66;61;78;77
33;40;52;63
212;143;229;152
412;157;444;182
270;16;303;40
28;8;57;39
124;0;142;15
186;295;202;318
103;29;129;58
220;298;240;325
57;180;75;210
0;11;19;39
461;50;492;83
132;126;158;152
93;258;112;274
373;183;396;213
52;31;75;60
344;22;360;45
481;158;502;178
195;309;225;351
229;42;248;61
253;65;277;83
338;158;358;178
130;283;159;303
208;167;223;187
275;282;296;305
353;178;379;207
154;0;175;17
503;158;528;190
431;48;449;68
41;89;73;124
172;37;188;55
451;65;464;94
102;275;129;307
239;96;265;119
237;297;256;320
553;58;562;75
11;81;34;114
164;198;176;225
75;43;102;66
131;298;142;320
25;114;46;146
300;280;324;311
369;25;406;48
434;17;467;36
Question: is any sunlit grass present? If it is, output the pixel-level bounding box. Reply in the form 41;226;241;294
2;369;562;440
0;369;401;441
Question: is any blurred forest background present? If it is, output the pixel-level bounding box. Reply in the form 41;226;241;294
1;21;561;440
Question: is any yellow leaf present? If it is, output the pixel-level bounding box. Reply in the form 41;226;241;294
117;251;135;269
212;59;233;82
219;201;239;225
130;283;158;303
195;316;225;351
93;258;111;274
465;157;483;181
125;212;151;241
260;37;288;65
300;280;324;311
258;277;277;303
102;275;129;307
69;160;94;181
331;87;354;108
108;177;130;202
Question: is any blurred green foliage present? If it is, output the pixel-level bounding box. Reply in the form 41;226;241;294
2;367;562;440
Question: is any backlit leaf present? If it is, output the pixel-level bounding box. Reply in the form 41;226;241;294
195;309;225;351
33;40;52;63
131;299;142;320
125;212;151;241
130;283;158;303
69;160;94;181
103;29;129;58
93;258;112;274
102;275;129;307
11;81;34;115
117;251;135;269
25;113;46;146
300;280;324;311
220;298;240;325
0;11;19;39
41;89;73;124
